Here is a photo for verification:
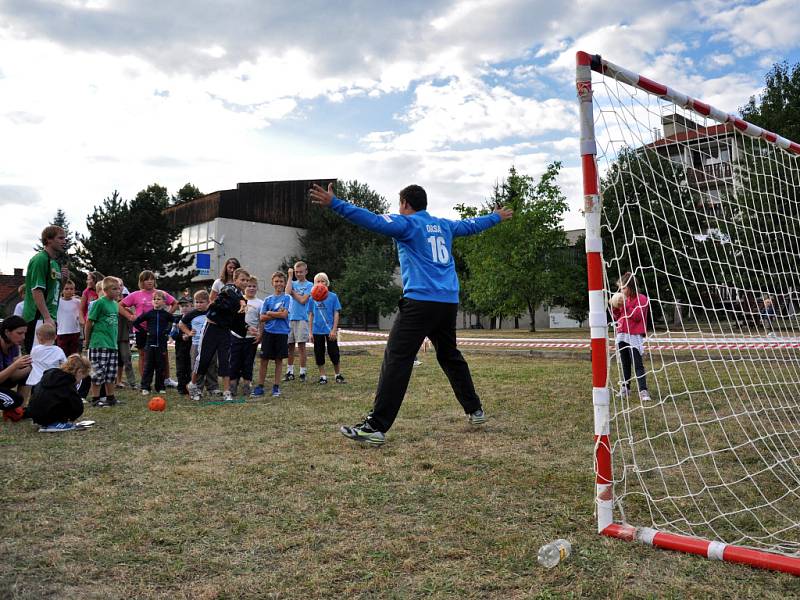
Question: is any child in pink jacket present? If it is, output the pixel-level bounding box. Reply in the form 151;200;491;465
611;272;651;401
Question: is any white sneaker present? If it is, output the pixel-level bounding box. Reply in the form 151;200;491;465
222;391;234;402
164;378;178;387
640;390;652;402
413;360;422;367
187;382;201;401
141;389;149;396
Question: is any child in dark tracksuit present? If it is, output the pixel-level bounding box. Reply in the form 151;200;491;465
132;291;173;394
172;299;193;395
27;354;91;432
188;268;249;402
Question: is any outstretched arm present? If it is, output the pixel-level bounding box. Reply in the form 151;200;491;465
310;183;410;239
450;206;513;237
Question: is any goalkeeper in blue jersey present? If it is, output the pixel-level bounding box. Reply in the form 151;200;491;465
309;182;513;446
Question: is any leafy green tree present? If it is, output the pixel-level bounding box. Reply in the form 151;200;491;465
75;186;195;292
460;164;569;331
171;182;204;205
337;243;402;330
741;61;800;143
600;146;742;326
294;180;394;282
553;235;589;327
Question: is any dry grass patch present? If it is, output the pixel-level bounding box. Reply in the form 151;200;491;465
1;352;797;598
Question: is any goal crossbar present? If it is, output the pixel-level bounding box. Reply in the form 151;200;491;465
578;50;800;577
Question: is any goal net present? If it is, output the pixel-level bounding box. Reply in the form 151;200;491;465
578;52;800;575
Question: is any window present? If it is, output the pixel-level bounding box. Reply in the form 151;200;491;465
181;221;215;254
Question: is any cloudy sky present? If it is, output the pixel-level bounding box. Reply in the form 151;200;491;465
1;0;799;273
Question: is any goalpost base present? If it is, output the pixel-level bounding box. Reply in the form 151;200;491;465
601;523;800;576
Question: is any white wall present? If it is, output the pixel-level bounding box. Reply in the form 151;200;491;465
191;218;304;297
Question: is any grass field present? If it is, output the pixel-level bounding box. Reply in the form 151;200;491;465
2;349;798;598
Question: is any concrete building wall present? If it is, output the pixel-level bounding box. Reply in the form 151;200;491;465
189;217;304;297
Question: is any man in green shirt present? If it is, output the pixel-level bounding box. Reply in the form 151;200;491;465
23;226;69;353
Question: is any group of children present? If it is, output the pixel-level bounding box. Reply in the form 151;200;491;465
184;261;345;402
9;259;347;432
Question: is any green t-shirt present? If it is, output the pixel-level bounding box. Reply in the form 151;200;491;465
23;251;62;322
88;296;119;349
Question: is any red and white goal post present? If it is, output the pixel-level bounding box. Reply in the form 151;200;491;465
578;51;800;576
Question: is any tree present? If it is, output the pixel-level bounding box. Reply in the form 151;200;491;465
600;146;741;326
171;182;204;205
294;180;394;283
337;243;402;329
74;186;195;291
740;61;800;143
459;164;570;331
553;235;589;327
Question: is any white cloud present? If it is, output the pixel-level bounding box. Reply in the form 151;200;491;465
707;0;800;53
371;76;576;151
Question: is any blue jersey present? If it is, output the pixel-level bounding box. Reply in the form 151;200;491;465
307;291;341;335
261;294;291;334
329;197;500;303
288;280;313;321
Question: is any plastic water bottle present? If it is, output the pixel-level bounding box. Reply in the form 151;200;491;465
537;539;571;568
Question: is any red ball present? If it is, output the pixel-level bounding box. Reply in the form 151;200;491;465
311;283;329;302
148;396;167;412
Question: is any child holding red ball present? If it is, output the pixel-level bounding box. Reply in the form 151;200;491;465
307;272;344;385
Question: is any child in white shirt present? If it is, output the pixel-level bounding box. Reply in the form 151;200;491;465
56;280;84;356
25;323;67;395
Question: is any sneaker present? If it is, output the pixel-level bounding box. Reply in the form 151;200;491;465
271;385;281;397
155;390;166;395
284;372;295;382
241;382;251;398
38;422;76;432
468;409;487;425
250;385;265;397
210;389;223;397
93;399;111;408
640;390;652;402
228;382;239;397
299;372;306;383
318;377;328;385
141;389;149;396
413;360;422;367
617;385;630;399
340;419;385;446
335;374;346;384
187;382;202;401
222;391;234;403
165;378;178;388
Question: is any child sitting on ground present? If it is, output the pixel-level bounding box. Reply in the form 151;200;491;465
307;272;345;385
252;271;290;398
27;354;91;432
24;323;67;400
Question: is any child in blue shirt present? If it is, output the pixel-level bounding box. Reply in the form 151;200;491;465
252;272;291;398
309;182;512;446
307;272;344;385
